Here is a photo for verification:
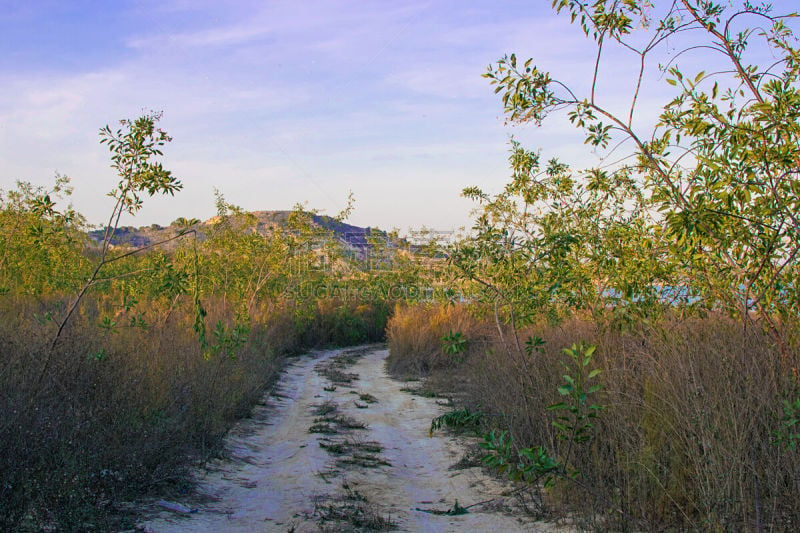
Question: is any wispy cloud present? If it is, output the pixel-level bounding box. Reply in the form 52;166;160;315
0;0;626;231
127;24;275;49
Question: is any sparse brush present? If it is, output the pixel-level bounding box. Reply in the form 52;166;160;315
388;304;800;530
319;441;347;454
309;423;337;435
312;401;338;416
320;438;383;457
310;414;367;437
322;368;359;385
314;488;396;531
337;454;392;468
0;293;391;530
325;415;367;430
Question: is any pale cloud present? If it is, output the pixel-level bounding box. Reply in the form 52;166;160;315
127;24;275;49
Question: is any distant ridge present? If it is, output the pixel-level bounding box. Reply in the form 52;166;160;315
87;210;379;250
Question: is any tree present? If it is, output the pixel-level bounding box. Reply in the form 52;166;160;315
0;176;86;295
484;1;800;352
41;112;183;374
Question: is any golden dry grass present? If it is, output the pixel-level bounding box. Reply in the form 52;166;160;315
0;295;389;531
387;303;800;530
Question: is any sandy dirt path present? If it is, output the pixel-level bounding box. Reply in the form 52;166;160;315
139;346;554;532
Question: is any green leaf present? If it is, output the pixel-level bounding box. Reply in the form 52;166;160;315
552;421;569;432
519;448;537;461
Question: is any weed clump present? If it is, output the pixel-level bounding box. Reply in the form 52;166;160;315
312;484;396;531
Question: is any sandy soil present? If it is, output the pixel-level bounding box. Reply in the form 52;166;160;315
137;346;556;532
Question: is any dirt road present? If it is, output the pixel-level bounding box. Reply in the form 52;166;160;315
139;346;553;532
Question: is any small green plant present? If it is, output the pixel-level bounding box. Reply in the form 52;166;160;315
774;396;800;450
206;320;250;360
429;406;483;437
98;316;119;334
524;334;545;356
448;500;468;515
441;330;468;355
481;342;604;485
480;430;560;486
87;348;108;363
548;342;604;447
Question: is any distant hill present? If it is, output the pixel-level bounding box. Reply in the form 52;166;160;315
86;210;381;250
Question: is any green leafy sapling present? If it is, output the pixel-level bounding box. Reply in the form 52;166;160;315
773;396;800;450
36;112;184;386
547;342;605;476
480;342;604;487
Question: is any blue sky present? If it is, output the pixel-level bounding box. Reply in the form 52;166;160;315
1;1;796;233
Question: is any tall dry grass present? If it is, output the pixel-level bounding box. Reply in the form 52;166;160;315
387;303;800;530
0;295;390;531
385;302;493;376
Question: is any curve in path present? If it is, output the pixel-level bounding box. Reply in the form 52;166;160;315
139;346;555;532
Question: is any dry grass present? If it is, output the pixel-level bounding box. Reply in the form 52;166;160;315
0;295;390;531
387;303;800;530
385;301;493;377
312;483;397;531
